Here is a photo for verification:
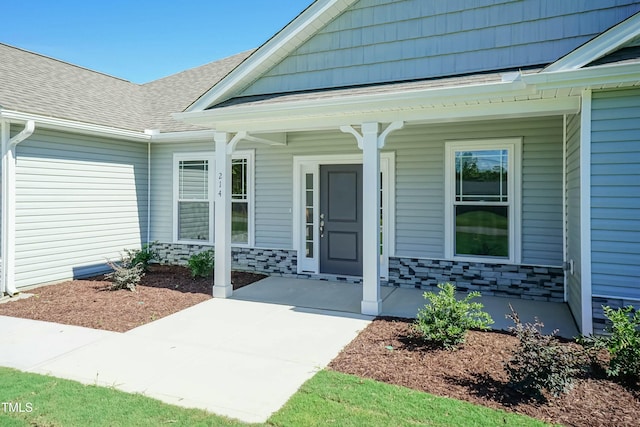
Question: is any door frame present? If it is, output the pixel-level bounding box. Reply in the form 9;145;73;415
293;152;395;279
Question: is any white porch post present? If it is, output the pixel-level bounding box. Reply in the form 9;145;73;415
341;121;403;316
360;122;382;315
213;131;233;298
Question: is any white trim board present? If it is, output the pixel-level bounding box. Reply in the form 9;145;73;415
292;152;395;279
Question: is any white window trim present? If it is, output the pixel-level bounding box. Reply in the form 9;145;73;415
231;150;255;248
292;152;395;279
173;152;215;244
444;139;522;264
173;150;254;246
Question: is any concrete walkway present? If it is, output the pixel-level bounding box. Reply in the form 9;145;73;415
1;276;578;423
0;298;371;423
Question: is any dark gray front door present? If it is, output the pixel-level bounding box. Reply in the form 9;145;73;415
319;164;363;276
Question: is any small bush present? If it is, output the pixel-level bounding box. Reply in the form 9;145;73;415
505;306;585;399
187;250;214;278
105;260;144;292
584;305;640;385
413;283;493;350
123;242;158;272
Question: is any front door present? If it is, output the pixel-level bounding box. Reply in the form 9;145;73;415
319;164;363;276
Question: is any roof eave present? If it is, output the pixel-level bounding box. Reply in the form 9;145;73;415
174;78;582;133
544;11;640;72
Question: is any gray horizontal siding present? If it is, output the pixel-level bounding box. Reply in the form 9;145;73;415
590;88;640;300
151;117;564;265
390;117;563;264
565;113;582;329
241;0;640;96
15;130;148;288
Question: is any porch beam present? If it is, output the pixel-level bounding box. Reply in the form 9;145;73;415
213;131;233;298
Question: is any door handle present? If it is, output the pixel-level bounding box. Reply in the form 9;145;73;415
320;213;325;237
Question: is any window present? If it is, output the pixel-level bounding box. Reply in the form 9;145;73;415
176;156;213;242
173;151;253;245
232;157;250;244
445;140;521;262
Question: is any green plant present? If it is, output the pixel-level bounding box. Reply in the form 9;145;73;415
505;306;585;399
413;283;493;349
105;259;144;291
123;242;158;272
187;250;214;278
583;305;640;385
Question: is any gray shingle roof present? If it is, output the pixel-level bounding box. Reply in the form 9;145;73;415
0;43;251;133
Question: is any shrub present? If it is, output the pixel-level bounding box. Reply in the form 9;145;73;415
123;242;158;272
586;305;640;385
504;306;585;399
413;283;493;350
105;260;144;292
187;250;214;278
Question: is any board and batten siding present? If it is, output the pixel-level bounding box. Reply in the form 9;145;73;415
240;0;640;96
565;113;582;329
14;130;148;288
151;116;564;267
590;88;640;301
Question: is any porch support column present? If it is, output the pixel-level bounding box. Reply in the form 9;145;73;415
213;131;233;298
361;122;383;315
342;121;403;316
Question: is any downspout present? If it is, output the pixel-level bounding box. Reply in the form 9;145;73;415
1;120;35;295
147;141;151;244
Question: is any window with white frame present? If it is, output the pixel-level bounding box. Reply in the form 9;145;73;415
173;151;253;245
231;157;250;245
175;155;213;242
445;139;520;262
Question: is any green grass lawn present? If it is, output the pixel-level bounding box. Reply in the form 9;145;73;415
0;367;550;427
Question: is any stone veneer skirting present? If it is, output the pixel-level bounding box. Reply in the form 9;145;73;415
152;242;565;302
592;296;639;335
388;258;565;302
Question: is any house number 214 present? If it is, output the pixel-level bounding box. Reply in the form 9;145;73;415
218;173;223;197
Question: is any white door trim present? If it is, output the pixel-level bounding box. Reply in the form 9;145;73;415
293;152;395;279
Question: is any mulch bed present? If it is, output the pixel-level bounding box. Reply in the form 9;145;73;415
329;317;640;427
0;265;266;332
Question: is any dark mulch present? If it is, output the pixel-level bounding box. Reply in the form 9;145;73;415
328;317;640;427
0;265;266;332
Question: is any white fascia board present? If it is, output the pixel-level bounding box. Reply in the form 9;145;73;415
0;109;149;142
177;79;533;128
186;0;357;112
545;12;640;72
192;97;581;134
523;62;640;89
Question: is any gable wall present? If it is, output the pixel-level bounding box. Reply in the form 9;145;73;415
14;130;148;288
241;0;640;96
590;88;640;301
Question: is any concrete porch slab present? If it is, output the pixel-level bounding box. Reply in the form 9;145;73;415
234;277;579;338
231;276;394;313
